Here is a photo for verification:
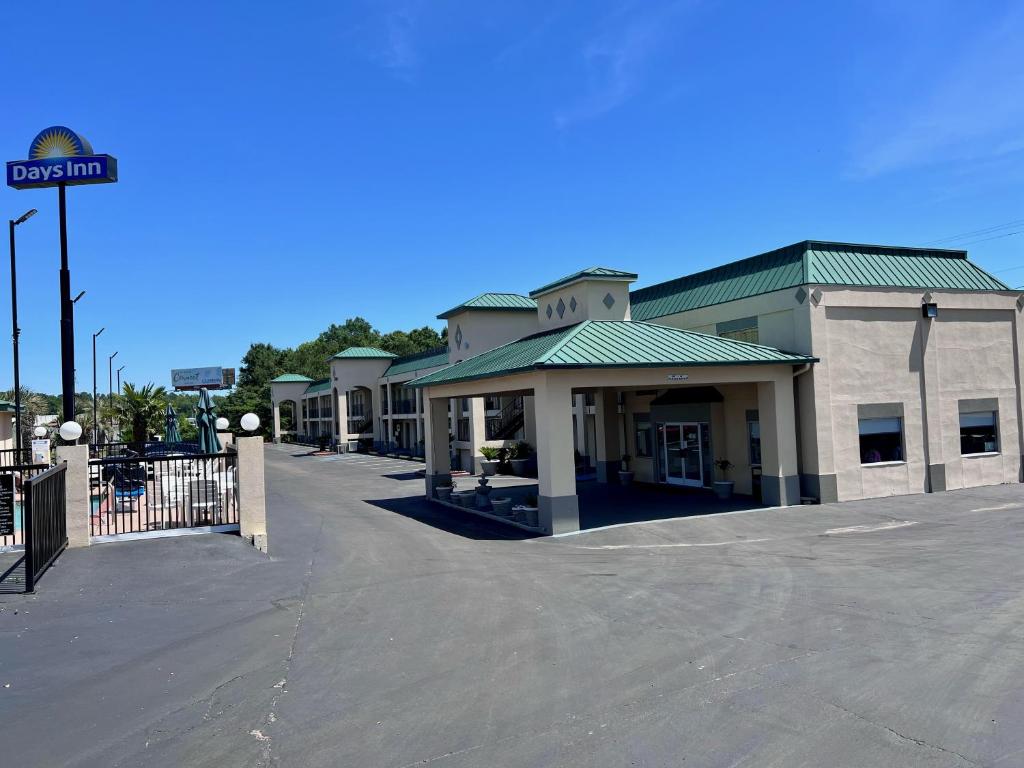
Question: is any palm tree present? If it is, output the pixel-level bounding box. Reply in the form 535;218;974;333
120;383;168;446
0;386;48;449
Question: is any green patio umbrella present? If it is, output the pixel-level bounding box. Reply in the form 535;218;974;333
195;388;222;453
164;403;181;444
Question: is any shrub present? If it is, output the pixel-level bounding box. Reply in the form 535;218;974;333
510;441;533;459
479;446;501;461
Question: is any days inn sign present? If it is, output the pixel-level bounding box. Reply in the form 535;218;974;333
7;126;117;189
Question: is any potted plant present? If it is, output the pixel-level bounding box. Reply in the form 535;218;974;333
713;458;735;499
512;493;539;527
317;433;331;453
509;441;533;476
490;496;513;516
479;445;501;476
618;454;635;486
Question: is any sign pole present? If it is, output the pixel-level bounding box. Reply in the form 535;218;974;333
8;219;22;455
58;183;75;424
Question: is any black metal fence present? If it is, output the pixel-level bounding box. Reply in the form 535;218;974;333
24;464;67;592
0;462;52;550
88;452;238;537
0;447;31;467
90;441;205;459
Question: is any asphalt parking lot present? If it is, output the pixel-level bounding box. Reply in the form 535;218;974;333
1;444;1022;767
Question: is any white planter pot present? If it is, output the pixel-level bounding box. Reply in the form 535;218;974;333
436;486;452;502
490;498;513;516
480;460;499;477
510;458;531;476
713;480;734;500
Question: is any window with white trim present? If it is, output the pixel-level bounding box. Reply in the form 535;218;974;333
960;411;998;455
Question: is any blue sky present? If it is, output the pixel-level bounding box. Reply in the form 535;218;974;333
2;1;1023;394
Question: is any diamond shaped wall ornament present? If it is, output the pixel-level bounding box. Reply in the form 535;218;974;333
546;304;553;318
603;292;615;309
810;288;823;306
569;296;577;313
795;287;807;304
454;325;463;349
1017;295;1024;311
557;298;566;318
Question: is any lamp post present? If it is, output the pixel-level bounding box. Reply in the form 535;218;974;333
91;327;104;443
71;290;85;392
108;350;118;439
116;364;124;394
8;208;37;456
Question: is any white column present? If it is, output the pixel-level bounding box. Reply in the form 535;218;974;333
523;395;537;449
56;444;90;548
573;393;586;459
757;375;799;506
336;390;349;448
272;401;282;444
467;397;487;474
237;435;268;553
385;382;394;450
534;375;580;534
414;388;423;452
424;395;452;498
594;388;621;482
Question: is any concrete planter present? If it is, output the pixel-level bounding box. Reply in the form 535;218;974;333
490;497;513;516
513;505;539;527
510;458;531;476
480;460;499;477
436;486;453;502
713;481;735;500
452;490;476;507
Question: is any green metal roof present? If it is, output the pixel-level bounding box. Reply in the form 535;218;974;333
331;346;397;359
304;378;332;394
270;374;314;383
437;293;536;319
630;241;1010;322
530;267;638;298
385;347;450;377
409;320;815;387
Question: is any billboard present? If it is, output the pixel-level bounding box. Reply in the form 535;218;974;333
7;126;118;190
171;367;235;390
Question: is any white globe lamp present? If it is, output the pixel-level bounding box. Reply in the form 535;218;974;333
240;413;260;432
215;417;229;431
33;426;48;438
59;421;83;442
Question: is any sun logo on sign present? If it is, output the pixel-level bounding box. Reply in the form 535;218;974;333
28;126;90;159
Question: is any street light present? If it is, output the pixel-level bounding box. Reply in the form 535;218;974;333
72;290;86;304
108;350;118;438
116;364;124;394
9;208;37;456
92;327;104;443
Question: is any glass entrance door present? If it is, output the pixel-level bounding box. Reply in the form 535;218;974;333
664;422;704;486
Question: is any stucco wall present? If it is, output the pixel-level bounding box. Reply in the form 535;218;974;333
809;289;1022;501
536;279;632;331
447;309;538;363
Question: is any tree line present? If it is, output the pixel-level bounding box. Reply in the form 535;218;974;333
215;317;445;437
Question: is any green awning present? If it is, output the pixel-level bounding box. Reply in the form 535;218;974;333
409;320;816;388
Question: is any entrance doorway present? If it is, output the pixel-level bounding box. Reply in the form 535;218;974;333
663;422;706;487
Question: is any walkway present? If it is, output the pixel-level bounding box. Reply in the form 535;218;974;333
1;444;1022;767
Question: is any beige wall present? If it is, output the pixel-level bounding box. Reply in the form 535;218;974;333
447;309;538;363
0;412;13;450
807;288;1022;501
535;279;632;331
650;287;808;354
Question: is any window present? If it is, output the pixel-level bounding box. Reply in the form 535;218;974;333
859;417;903;464
747;411;761;466
634;414;652;458
960;411;998;455
717;316;758;344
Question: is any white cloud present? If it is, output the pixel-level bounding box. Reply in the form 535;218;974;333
851;7;1024;178
555;2;693;129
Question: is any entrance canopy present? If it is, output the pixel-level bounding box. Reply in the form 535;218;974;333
410;320;817;535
